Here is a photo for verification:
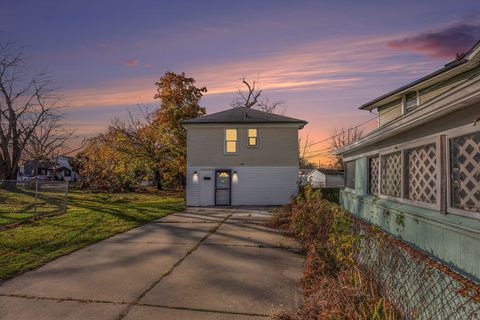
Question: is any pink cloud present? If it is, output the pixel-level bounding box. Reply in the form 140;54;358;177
126;58;139;66
387;23;480;58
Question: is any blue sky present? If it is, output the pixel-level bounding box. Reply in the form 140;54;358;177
1;0;480;164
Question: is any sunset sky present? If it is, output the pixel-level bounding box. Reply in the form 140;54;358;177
2;0;480;166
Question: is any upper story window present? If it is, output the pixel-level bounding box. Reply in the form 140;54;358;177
404;92;418;113
225;129;237;154
248;129;257;146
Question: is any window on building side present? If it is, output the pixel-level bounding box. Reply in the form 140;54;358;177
450;131;480;213
406;144;437;204
380;152;402;197
368;156;379;195
248;128;257;146
405;92;418;112
345;161;355;189
225;129;237;153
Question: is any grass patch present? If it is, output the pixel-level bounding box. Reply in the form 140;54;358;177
0;183;67;226
0;190;184;279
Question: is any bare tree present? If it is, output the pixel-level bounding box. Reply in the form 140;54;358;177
231;77;284;113
299;135;315;168
0;41;65;180
23;112;74;161
329;126;364;170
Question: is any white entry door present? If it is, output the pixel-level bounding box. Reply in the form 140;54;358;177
199;170;215;206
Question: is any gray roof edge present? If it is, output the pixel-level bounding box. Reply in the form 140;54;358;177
182;107;308;126
359;40;480;110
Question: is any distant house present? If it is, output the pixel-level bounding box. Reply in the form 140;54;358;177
300;168;344;188
183;107;307;206
335;41;480;280
18;156;78;181
20;160;55;180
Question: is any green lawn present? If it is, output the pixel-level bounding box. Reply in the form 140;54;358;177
0;190;184;279
0;187;66;227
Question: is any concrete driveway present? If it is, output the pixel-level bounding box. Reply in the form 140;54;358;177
0;208;304;319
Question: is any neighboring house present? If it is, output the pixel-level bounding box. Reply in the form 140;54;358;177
20;160;55;180
300;168;344;188
183;107;307;206
53;156;77;181
336;41;480;280
18;156;78;181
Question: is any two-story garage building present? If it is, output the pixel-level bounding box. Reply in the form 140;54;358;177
183;107;307;206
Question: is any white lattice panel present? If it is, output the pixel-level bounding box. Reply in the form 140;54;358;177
381;152;402;197
407;144;437;204
369;157;379;195
450;131;480;212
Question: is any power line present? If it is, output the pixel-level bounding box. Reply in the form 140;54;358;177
303;117;377;148
304;146;333;155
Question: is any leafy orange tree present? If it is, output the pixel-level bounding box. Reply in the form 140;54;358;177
152;72;207;188
75;72;206;191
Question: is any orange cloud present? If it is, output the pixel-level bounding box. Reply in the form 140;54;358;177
60;34;438;113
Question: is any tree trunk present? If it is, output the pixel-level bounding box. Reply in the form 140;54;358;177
154;169;162;190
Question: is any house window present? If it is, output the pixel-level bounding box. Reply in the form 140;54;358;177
248;128;257;146
368;156;379;195
450;131;480;213
225;129;237;153
380;152;401;197
405;92;418;112
344;160;355;189
406;143;437;204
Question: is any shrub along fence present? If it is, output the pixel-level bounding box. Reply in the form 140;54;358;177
269;187;480;320
0;180;69;229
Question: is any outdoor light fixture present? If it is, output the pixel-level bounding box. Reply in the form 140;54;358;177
192;171;199;182
193;171;198;176
232;171;238;183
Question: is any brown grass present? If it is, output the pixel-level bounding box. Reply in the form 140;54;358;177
268;187;401;320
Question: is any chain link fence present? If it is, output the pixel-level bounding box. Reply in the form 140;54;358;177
0;180;69;229
353;217;480;320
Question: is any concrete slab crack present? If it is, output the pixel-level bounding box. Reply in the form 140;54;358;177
114;208;237;320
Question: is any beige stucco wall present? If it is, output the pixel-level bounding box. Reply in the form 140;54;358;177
186;124;300;167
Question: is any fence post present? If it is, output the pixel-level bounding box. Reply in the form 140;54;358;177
63;180;69;213
34;179;39;217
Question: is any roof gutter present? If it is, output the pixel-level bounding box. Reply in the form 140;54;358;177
359;59;469;110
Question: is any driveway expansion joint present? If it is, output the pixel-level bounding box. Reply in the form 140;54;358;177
0;293;269;317
114;208;237;320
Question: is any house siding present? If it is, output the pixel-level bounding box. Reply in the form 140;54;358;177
378;101;402;126
375;66;480;128
186;125;299;167
343;103;480;159
339;101;480;280
186;166;298;206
